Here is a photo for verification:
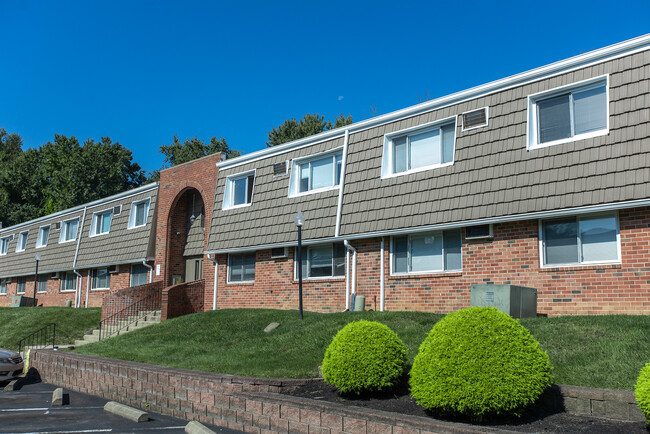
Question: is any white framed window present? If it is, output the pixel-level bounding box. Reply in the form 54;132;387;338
527;76;609;150
59;218;79;243
16;231;28;252
228;252;255;283
128;198;151;229
539;212;620;267
391;229;462;275
222;171;255;210
0;279;6;295
16;277;26;294
0;236;10;255
381;118;456;178
130;264;149;287
36;225;51;248
90;209;113;236
61;272;77;292
91;268;111;290
289;149;342;197
37;276;48;293
295;243;346;279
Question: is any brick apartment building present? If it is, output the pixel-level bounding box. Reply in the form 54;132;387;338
2;35;650;316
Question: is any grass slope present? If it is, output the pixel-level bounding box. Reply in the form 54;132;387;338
74;309;650;390
0;307;101;350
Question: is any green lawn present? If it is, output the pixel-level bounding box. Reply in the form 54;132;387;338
0;307;101;350
73;309;650;390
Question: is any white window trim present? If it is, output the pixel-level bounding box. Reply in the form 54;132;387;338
37;277;48;293
89;208;114;238
16;278;26;294
461;106;490;132
537;211;621;268
91;268;111;290
381;116;457;179
222;169;256;211
389;231;463;276
130;264;150;287
127;197;151;230
288;147;343;198
36;225;51;248
0;236;11;256
0;279;7;295
527;75;610;150
293;243;346;281
15;231;29;253
227;252;256;284
59;218;80;244
60;272;77;293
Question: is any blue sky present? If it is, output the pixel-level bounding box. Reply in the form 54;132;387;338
1;1;649;174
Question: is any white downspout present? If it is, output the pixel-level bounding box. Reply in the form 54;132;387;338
73;270;82;308
72;206;87;307
142;259;153;283
207;254;218;310
334;129;350;238
380;237;385;312
344;249;350;310
343;240;356;310
85;270;90;308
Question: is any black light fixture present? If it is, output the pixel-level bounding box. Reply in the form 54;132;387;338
33;253;41;307
293;211;305;320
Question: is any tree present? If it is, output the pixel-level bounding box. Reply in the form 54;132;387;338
266;113;354;147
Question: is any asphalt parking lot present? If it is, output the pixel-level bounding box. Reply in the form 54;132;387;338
0;379;242;434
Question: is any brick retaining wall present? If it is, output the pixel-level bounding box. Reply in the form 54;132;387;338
161;279;206;321
30;350;644;434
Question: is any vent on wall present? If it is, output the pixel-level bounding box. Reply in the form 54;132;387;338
273;161;288;177
465;224;493;240
108;265;119;273
461;107;488;131
54;222;60;231
113;205;122;215
271;247;288;258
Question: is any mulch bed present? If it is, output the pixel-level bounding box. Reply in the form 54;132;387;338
282;379;648;433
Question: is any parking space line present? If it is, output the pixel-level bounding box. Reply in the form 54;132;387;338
0;407;49;412
14;430;113;434
0;406;105;412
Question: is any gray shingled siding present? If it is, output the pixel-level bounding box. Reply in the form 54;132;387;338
339;50;650;236
208;137;344;251
75;189;158;268
183;211;205;256
0;210;84;277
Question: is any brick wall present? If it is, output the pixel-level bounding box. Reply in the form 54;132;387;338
161;279;205;320
101;281;163;322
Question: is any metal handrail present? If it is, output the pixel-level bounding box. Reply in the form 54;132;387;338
18;323;56;355
98;291;161;340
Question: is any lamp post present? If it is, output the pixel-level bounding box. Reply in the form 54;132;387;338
293;211;305;320
33;253;41;307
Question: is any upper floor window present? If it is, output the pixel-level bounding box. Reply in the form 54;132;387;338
128;198;150;229
540;213;619;266
391;229;462;275
296;243;346;279
289;150;342;197
223;171;255;210
528;77;608;149
90;209;113;236
228;252;255;283
36;225;50;248
16;231;28;252
381;119;456;178
59;218;79;243
0;236;10;255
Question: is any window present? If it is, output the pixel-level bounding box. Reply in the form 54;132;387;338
0;279;6;295
289;150;342;196
392;230;462;274
382;119;456;178
296;243;346;279
528;77;608;149
61;272;77;292
59;218;79;243
0;236;10;255
36;225;50;248
541;213;619;266
223;171;255;209
92;268;110;289
228;252;255;283
37;276;48;293
131;264;149;287
17;277;26;294
90;210;113;236
128;199;150;229
16;231;29;252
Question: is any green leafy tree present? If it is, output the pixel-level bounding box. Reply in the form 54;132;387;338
266;113;353;147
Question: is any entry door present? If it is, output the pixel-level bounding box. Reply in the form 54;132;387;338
185;257;203;282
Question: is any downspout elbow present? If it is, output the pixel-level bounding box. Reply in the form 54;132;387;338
343;240;357;311
142;260;154;284
206;254;218;310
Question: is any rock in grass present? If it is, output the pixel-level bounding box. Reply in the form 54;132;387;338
264;322;280;333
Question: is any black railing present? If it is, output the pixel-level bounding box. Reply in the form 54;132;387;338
18;323;56;355
99;291;161;340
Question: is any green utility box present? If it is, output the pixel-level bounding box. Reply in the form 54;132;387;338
11;296;37;307
470;284;537;318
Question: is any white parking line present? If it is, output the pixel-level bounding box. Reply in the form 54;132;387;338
11;430;112;434
0;406;105;412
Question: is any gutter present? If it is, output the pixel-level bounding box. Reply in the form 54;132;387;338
206;254;218;310
343;240;357;311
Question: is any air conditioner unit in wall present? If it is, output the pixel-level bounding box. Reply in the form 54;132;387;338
54;222;60;230
271;247;288;258
51;272;60;279
113;205;122;215
108;265;119;273
465;224;493;240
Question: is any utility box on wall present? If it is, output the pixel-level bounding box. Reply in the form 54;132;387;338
470;284;537;318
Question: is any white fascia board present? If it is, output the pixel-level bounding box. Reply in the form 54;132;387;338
218;34;650;171
0;258;152;279
0;183;159;235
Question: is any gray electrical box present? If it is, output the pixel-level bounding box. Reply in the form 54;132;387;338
470;284;537;318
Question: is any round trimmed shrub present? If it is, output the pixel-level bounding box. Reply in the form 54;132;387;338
322;320;407;395
635;360;650;425
409;307;552;418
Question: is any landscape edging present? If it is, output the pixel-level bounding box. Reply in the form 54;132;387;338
29;349;644;434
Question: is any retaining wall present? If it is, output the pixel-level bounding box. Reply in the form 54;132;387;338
161;279;206;320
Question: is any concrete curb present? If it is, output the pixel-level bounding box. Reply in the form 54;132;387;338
3;378;22;392
104;401;149;422
184;420;216;434
52;387;67;406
